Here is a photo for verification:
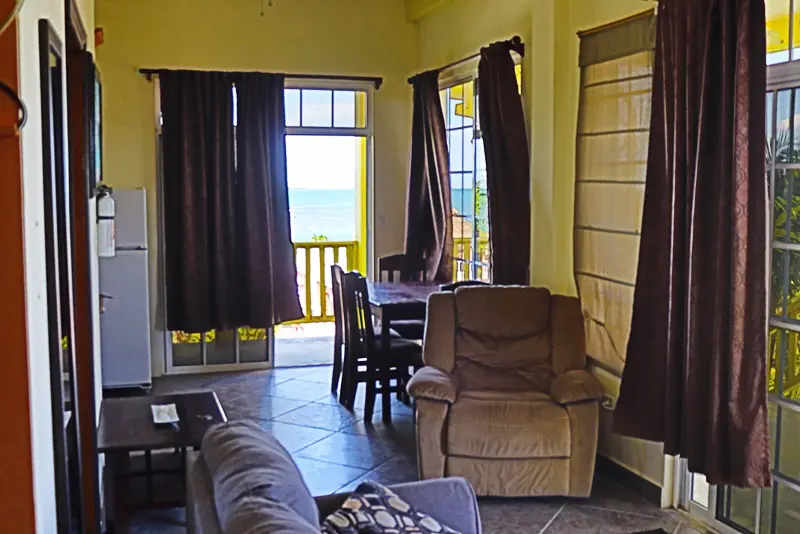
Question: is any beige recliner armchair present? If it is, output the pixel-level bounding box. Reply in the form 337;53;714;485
407;287;605;498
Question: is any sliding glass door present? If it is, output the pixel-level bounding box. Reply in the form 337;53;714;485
713;82;800;534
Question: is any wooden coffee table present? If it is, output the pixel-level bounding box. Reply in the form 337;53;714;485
97;391;227;533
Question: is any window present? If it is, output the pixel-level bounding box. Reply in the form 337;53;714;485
284;87;367;130
573;15;655;376
439;64;521;282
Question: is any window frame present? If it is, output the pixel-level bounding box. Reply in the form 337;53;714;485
284;78;373;138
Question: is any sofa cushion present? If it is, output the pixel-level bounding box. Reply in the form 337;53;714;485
447;396;570;459
201;420;319;533
321;481;462;534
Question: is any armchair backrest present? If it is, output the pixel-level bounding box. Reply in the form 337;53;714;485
423;287;586;393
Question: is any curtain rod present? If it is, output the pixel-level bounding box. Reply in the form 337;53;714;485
138;69;383;89
407;35;524;85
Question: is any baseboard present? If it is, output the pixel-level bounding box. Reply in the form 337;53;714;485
596;455;662;506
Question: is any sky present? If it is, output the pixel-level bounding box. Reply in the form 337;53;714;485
286;135;360;190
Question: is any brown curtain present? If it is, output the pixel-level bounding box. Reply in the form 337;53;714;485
478;40;530;285
613;0;771;487
161;70;238;332
405;70;453;282
234;72;303;326
161;70;302;332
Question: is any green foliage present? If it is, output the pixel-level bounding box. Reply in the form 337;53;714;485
311;234;329;242
172;328;267;344
769;132;800;401
238;328;267;341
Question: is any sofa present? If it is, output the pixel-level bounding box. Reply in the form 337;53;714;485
186;420;482;533
407;286;605;498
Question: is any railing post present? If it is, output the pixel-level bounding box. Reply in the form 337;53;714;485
318;245;327;321
303;245;312;321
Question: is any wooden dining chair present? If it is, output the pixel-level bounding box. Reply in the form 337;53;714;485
378;254;426;282
330;264;346;398
340;271;422;423
377;254;426;341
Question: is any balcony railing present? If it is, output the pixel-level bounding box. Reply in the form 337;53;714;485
453;237;491;282
292;241;359;324
290;238;490;325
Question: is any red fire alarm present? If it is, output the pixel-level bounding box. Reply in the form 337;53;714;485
95;27;104;47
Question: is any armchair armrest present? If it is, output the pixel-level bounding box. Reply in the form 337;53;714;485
550;370;605;405
407;366;459;404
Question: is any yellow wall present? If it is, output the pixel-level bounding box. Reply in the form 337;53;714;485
417;0;666;489
95;0;417;376
406;0;456;21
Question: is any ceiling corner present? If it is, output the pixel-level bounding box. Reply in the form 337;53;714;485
405;0;456;22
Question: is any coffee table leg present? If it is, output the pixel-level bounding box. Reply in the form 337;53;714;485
108;451;131;534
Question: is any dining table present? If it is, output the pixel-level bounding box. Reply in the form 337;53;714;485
366;280;441;423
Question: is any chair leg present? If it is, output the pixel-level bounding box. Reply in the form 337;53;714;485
396;373;404;401
346;378;358;411
331;336;342;395
340;347;356;410
381;364;392;424
364;368;377;424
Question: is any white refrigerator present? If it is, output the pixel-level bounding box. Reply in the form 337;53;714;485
99;188;152;389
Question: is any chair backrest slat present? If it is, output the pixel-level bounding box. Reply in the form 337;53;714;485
342;271;375;360
330;264;345;339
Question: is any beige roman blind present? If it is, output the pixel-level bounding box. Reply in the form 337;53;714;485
574;11;656;376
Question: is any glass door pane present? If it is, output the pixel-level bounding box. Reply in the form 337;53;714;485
691;473;710;509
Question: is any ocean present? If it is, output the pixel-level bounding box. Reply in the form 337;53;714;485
288;188;475;243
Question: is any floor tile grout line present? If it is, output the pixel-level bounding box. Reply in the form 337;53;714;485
286;429;337;454
537;503;567;534
264;400;315;420
575;503;671;520
293;453;374;472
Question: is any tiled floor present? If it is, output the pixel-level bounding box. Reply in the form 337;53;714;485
130;364;701;533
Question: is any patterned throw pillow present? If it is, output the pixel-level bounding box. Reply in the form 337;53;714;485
321;481;462;534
